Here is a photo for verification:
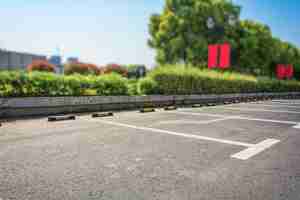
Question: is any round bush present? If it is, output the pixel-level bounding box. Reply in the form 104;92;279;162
27;60;55;73
138;77;159;95
64;63;101;75
93;74;129;96
103;64;128;77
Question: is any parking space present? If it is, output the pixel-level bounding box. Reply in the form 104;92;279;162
253;100;300;106
1;99;300;199
184;104;300;122
230;101;300;112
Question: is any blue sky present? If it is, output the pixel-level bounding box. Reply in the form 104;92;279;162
0;0;299;67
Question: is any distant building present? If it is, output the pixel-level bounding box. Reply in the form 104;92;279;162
67;57;79;64
48;55;64;74
0;49;47;70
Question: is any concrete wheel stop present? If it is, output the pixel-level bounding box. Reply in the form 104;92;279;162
164;106;177;111
48;115;76;122
140;108;156;113
92;112;114;118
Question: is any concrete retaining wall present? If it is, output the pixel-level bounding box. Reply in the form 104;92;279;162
1;92;300;118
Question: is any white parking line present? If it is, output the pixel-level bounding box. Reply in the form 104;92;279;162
220;107;300;114
171;111;299;125
236;116;299;125
96;119;280;160
294;124;300;129
272;100;300;102
158;117;236;125
240;103;300;109
169;111;231;118
270;101;300;106
96;119;253;147
231;139;280;160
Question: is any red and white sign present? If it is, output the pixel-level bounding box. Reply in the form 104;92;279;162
208;43;231;69
276;64;286;79
276;64;294;79
208;45;218;69
285;64;294;79
219;43;231;69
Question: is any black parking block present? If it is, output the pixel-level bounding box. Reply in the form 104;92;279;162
164;106;178;111
207;103;217;106
192;104;203;108
246;98;253;102
140;108;156;113
48;115;76;122
234;100;240;103
92;112;114;118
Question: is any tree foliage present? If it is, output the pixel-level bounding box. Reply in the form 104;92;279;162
148;0;240;66
140;65;300;95
64;62;101;75
103;64;128;77
27;60;55;73
148;0;300;79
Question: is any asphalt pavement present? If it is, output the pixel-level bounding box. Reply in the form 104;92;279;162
0;100;300;200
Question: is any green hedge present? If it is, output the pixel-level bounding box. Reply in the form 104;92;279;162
1;67;300;97
0;71;130;97
139;65;300;95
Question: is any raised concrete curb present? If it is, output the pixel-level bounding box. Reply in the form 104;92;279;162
0;92;299;118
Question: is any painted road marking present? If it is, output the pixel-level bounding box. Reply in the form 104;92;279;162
294;124;300;129
172;111;299;125
158;117;236;125
269;102;300;106
220;107;300;114
231;139;280;160
96;119;252;147
240;103;300;109
236;116;299;125
270;101;300;105
170;111;231;118
96;119;280;160
272;100;300;102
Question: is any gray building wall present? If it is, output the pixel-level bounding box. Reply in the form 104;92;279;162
0;49;47;70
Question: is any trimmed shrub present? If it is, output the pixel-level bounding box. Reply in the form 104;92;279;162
64;63;101;75
26;72;65;96
63;74;92;96
27;60;55;73
1;66;300;97
0;71;129;97
128;79;139;95
103;64;128;77
93;74;129;96
0;71;27;97
141;65;300;95
138;77;159;95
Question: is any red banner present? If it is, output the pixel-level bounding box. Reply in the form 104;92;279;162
219;43;231;69
285;64;294;79
277;64;286;79
276;64;294;79
208;45;218;69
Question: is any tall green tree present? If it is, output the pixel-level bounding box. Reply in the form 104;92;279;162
148;0;300;79
148;0;241;66
234;20;275;75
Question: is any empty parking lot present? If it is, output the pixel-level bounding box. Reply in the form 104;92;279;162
1;100;300;200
